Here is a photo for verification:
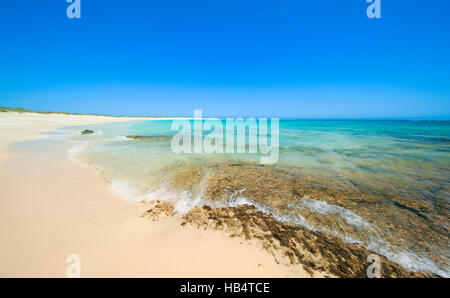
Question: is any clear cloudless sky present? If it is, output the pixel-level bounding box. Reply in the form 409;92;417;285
0;0;449;118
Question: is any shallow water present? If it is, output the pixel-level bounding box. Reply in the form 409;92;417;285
57;120;450;276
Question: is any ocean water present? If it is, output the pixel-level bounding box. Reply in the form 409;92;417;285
58;120;450;276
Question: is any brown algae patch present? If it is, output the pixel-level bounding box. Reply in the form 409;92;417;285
141;201;426;277
139;162;448;276
182;204;428;278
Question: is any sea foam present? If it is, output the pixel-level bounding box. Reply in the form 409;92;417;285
107;181;449;277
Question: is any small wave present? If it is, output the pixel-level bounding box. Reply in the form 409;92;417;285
300;197;371;229
67;142;88;162
107;180;204;213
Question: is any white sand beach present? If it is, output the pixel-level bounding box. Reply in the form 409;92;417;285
0;112;311;277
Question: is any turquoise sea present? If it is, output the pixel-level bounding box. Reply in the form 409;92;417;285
58;120;450;276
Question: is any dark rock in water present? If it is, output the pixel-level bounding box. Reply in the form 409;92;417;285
126;135;152;140
392;201;430;220
126;135;172;142
81;129;94;135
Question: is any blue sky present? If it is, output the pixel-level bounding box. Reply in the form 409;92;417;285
0;1;449;118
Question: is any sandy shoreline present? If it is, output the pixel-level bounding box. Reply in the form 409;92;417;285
0;112;191;164
0;112;307;277
0;111;432;278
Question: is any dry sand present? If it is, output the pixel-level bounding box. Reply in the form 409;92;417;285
0;112;310;277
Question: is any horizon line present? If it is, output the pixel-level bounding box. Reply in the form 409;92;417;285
1;106;449;121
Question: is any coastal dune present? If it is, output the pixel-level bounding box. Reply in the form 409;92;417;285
0;112;307;277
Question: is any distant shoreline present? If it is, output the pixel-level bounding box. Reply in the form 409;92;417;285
0;106;185;119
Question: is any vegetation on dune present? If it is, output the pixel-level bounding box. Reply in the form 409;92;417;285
0;106;116;117
0;107;55;114
0;106;178;119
